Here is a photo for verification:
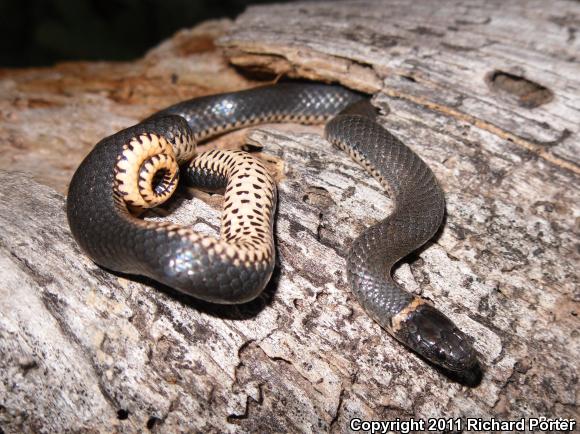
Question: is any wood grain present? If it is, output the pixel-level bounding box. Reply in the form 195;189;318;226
1;1;578;432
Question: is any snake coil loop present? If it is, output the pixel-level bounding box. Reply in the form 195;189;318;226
113;133;180;209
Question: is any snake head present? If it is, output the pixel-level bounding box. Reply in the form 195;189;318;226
395;303;478;373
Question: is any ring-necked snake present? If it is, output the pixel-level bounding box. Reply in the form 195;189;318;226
67;82;478;373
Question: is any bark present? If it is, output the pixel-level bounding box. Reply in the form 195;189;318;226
1;1;579;432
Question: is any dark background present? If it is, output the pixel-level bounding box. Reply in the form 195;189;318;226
0;0;285;67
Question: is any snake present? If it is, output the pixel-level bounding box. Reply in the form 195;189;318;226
67;82;478;373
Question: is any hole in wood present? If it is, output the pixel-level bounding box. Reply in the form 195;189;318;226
147;416;160;429
302;186;334;209
486;70;554;108
117;409;129;420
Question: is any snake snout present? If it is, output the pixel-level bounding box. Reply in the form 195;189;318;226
398;304;478;372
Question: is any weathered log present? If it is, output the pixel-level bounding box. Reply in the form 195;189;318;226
1;1;579;432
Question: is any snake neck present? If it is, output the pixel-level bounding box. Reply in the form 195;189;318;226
326;113;446;318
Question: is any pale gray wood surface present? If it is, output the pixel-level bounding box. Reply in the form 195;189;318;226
1;1;579;432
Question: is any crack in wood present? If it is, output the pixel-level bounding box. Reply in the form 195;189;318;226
381;87;580;174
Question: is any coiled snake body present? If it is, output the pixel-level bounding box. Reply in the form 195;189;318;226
67;83;478;373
